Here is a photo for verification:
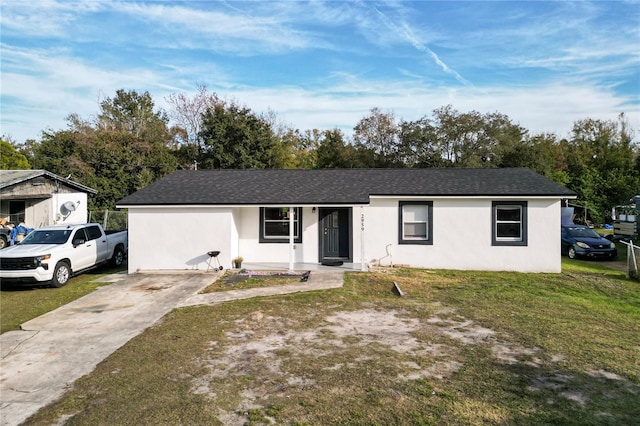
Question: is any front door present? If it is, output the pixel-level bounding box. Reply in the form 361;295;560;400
319;208;352;262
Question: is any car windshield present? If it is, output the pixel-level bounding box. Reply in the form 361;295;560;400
566;227;601;239
20;230;72;245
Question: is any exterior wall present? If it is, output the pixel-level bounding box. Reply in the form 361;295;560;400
127;207;234;273
237;207;319;264
0;192;88;228
127;198;562;273
364;197;561;273
51;192;89;225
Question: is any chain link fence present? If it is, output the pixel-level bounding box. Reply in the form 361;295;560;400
89;210;127;232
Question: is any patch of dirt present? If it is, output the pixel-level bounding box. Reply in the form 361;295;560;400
194;307;563;423
596;260;628;272
200;271;305;293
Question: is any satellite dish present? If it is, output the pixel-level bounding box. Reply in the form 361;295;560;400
60;201;79;219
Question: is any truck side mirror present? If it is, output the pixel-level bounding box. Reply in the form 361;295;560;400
73;238;85;247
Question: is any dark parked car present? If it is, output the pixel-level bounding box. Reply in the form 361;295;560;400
561;225;617;260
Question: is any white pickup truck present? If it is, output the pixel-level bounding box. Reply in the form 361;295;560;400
0;223;127;287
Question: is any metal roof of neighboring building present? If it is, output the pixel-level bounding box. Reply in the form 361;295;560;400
0;170;98;194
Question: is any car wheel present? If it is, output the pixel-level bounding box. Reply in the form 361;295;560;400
568;247;577;259
111;245;125;267
51;262;71;288
0;235;6;249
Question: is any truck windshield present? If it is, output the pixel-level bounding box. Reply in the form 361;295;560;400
20;230;72;245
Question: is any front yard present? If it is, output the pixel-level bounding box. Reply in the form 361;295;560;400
21;259;639;425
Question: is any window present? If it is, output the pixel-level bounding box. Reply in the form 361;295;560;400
260;207;303;243
399;201;433;245
9;201;26;224
492;201;527;246
85;226;103;241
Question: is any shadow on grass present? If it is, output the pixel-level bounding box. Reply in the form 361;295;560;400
490;358;640;425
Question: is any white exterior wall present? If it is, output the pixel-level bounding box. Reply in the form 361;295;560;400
6;192;88;228
127;206;235;273
126;198;562;273
237;207;319;263
51;192;89;225
363;197;561;273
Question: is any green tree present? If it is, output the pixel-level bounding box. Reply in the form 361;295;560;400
353;108;401;167
97;89;171;143
398;117;450;167
565;115;639;223
315;129;371;168
431;105;526;167
197;100;280;169
29;90;176;210
0;138;30;169
290;129;321;169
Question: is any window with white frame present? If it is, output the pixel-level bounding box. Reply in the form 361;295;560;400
260;207;302;243
399;201;433;245
492;201;527;246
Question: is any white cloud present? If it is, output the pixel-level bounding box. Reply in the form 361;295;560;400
0;0;108;37
1;0;637;145
221;77;640;141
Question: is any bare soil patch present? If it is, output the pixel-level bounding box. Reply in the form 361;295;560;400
200;270;305;293
195;307;566;424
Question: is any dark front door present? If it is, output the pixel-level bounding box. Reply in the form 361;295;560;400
319;208;352;262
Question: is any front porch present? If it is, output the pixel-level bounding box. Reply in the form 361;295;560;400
239;262;366;272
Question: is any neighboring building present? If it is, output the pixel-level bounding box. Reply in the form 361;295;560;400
0;170;97;228
117;168;577;274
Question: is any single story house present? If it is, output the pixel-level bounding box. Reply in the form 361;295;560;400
1;170;97;228
117;168;576;274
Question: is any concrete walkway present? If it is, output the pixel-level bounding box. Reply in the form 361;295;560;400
179;270;344;307
0;270;344;426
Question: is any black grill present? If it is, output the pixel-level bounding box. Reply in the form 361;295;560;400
0;257;37;270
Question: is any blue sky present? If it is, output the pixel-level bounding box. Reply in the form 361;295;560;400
1;0;639;144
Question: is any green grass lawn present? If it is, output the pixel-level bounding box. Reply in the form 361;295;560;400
0;264;125;334
21;259;639;426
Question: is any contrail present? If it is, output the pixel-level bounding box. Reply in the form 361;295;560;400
374;6;472;86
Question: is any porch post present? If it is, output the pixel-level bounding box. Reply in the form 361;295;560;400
289;206;295;271
360;206;367;271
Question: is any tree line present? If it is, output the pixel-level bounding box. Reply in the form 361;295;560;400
2;87;638;224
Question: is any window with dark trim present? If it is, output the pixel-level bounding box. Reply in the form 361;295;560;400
85;226;103;241
492;201;527;246
259;207;303;243
398;201;433;245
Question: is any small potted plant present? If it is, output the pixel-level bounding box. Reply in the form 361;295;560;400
232;256;244;269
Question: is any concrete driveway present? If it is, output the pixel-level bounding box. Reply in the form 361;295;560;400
0;270;344;426
0;272;214;426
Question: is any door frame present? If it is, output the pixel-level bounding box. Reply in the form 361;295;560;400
318;207;353;262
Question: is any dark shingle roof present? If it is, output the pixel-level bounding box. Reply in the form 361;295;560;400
116;168;576;206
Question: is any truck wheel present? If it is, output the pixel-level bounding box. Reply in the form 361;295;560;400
0;236;6;249
51;262;71;288
111;245;125;267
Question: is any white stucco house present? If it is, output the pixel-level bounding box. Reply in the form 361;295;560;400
116;168;576;274
0;170;96;228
